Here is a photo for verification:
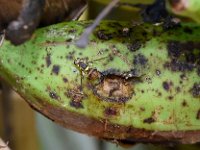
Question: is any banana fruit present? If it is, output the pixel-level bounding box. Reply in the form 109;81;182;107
0;20;199;144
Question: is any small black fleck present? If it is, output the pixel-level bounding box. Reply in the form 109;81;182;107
63;77;68;83
168;96;173;100
197;109;200;120
133;54;148;66
180;74;187;80
163;81;170;91
167;41;181;58
156;69;161;76
176;86;181;93
183;27;193;34
182;100;188;107
52;65;60;75
66;38;72;42
46;53;51;67
128;41;141;52
96;30;112;40
105;107;118;116
68;29;76;33
143;117;155;124
79;62;88;70
49;91;59;100
197;67;200;77
191;83;200;97
70;100;83;109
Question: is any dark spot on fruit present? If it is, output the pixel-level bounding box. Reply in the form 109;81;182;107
65;88;85;109
163;17;180;30
66;51;75;60
93;75;133;103
180;74;187;80
133;54;148;66
52;65;60;75
176;86;181;93
166;41;200;74
156;69;161;76
182;100;188;107
191;83;200;97
143;117;155;124
163;81;170;91
140;107;145;111
105;107;118;116
197;67;200;77
183;27;193;34
66;38;72;42
68;29;76;33
70;100;83;109
128;41;141;52
168;96;173;100
197;110;200;120
158;92;162;96
164;59;195;72
79;61;88;70
96;30;112;40
49;91;59;100
46;53;51;67
167;42;179;57
63;77;68;83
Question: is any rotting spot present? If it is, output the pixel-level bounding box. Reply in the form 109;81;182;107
65;88;85;109
197;109;200;120
167;41;181;57
156;69;161;76
198;67;200;77
180;74;188;80
166;41;200;74
70;100;83;109
183;27;193;34
49;91;59;100
96;30;112;40
182;100;188;107
52;65;60;75
93;75;133;103
162;81;170;91
68;29;77;33
63;77;68;83
46;53;51;67
128;41;141;52
191;83;200;97
168;96;174;100
66;51;75;60
105;107;118;116
133;54;148;66
143;117;155;124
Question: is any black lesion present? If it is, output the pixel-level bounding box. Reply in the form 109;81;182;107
165;41;200;75
191;83;200;98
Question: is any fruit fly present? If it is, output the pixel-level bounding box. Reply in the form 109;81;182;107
74;58;101;81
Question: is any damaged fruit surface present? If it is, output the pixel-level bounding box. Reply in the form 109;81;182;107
0;20;199;144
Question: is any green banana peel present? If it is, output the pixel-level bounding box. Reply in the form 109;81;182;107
167;0;200;23
0;21;199;144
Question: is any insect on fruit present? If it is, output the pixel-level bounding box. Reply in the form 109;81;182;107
74;58;102;82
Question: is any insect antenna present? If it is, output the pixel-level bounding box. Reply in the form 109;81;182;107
76;0;120;48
